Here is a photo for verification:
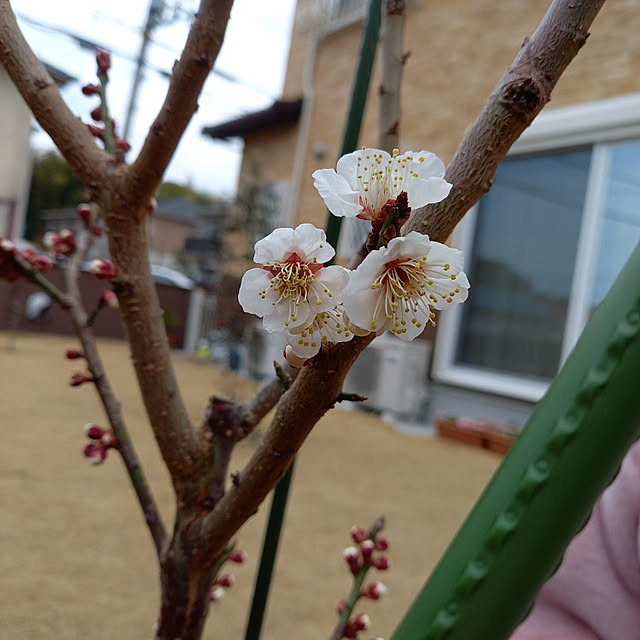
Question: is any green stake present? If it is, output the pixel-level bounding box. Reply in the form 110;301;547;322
392;239;640;639
243;2;382;639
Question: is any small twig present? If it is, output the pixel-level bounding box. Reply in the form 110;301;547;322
336;392;368;404
273;361;293;391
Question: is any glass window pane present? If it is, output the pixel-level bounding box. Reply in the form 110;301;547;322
455;147;592;379
590;140;640;311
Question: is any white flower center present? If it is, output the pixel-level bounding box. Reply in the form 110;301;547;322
356;148;424;217
370;256;436;334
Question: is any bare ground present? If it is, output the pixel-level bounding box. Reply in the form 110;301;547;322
0;333;500;640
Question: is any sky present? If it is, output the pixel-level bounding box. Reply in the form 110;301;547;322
13;0;298;199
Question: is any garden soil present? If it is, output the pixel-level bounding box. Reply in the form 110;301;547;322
0;333;499;640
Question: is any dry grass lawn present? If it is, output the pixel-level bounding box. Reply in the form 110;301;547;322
0;332;500;639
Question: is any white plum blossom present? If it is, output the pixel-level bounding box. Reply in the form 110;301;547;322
312;148;451;221
343;232;469;340
238;224;351;357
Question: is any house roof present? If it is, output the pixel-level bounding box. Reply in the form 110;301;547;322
43;62;75;87
155;197;226;224
202;98;303;140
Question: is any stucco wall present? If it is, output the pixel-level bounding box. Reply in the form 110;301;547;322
0;66;33;238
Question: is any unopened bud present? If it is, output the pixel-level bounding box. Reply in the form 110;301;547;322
96;49;111;74
343;546;361;575
336;599;348;615
70;372;94;387
218;574;234;588
360;539;375;563
101;431;118;448
90;106;103;122
92;225;105;237
283;345;307;368
371;556;390;571
0;238;16;254
228;549;247;564
31;254;52;273
90;259;118;280
86;123;105;139
116;138;131;152
77;204;93;225
209;586;225;602
81;83;99;96
374;537;389;551
362;581;388;601
83;442;107;464
350;525;367;544
84;423;105;440
102;289;119;309
354;613;370;631
145;197;157;215
65;348;84;360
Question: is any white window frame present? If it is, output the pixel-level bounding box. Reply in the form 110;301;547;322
432;93;640;402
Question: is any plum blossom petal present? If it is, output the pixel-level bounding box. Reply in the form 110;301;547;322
238;223;350;337
343;232;469;340
313;148;451;221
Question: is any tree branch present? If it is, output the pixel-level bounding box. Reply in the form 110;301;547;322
0;1;111;187
405;0;606;243
65;234;168;554
126;0;235;207
194;0;605;563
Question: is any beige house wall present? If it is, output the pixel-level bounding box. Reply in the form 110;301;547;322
241;0;640;230
147;217;196;256
0;65;33;239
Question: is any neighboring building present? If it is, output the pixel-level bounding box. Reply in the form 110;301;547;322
204;0;640;428
0;62;74;240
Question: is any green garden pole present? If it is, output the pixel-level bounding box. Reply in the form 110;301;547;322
392;239;640;639
243;2;382;638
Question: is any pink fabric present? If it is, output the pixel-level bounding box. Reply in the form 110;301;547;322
512;442;640;640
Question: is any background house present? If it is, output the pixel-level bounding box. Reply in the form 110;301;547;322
0;62;74;240
204;0;640;429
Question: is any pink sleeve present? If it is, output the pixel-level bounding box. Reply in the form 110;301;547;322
511;442;640;640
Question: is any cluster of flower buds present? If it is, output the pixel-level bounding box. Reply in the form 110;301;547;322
209;548;247;604
44;229;76;257
90;259;118;281
343;526;391;575
83;423;117;465
81;49;131;153
77;203;104;237
336;523;391;639
0;238;52;281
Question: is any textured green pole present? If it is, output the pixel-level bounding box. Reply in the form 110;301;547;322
392;240;640;640
243;3;382;638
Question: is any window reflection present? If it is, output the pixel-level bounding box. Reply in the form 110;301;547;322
455;148;592;379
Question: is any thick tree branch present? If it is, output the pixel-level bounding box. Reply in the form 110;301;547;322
0;1;111;187
405;0;606;242
127;0;235;207
194;0;605;563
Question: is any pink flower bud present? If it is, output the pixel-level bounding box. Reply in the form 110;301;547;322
30;254;52;273
86;123;105;138
362;581;388;601
371;556;390;571
374;537;389;551
81;83;99;96
70;372;94;387
336;599;348;615
65;348;84;360
77;204;93;225
350;525;367;544
92;225;105;237
43;231;57;249
360;539;375;563
102;289;119;309
218;574;234;588
354;613;370;631
209;586;225;602
101;431;118;448
96;49;111;73
90;106;103;121
90;259;118;280
228;549;247;564
146;197;157;215
83;442;107;464
84;423;105;440
0;238;16;254
343;546;361;575
116;138;131;152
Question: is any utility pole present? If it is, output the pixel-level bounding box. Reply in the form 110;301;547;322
122;0;166;140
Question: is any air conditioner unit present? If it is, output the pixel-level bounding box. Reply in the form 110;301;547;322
344;333;432;420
